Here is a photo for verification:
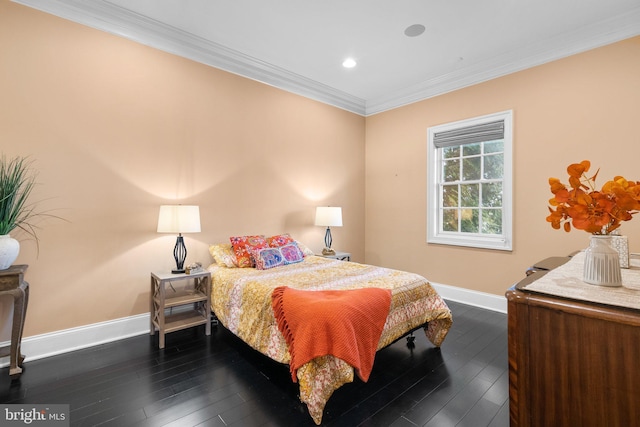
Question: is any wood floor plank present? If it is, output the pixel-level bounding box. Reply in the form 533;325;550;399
0;300;509;426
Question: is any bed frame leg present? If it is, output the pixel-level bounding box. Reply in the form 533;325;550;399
211;311;219;327
406;332;416;349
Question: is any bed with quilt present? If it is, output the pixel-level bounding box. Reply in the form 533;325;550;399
208;235;453;424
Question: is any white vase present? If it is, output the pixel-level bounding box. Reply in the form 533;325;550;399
583;235;622;287
0;234;20;270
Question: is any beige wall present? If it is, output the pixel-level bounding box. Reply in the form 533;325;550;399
365;36;640;295
0;1;365;337
2;0;640;340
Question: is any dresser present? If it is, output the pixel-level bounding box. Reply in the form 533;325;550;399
506;254;640;427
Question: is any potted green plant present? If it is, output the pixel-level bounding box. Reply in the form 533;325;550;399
0;155;39;270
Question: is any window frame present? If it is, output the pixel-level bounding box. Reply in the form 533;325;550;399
427;110;513;251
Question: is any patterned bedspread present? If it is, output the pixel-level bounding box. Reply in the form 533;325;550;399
209;256;453;424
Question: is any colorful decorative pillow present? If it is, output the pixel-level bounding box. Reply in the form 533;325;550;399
209;243;238;268
267;233;295;248
252;247;286;270
279;243;304;265
251;243;304;270
230;235;268;268
295;240;315;257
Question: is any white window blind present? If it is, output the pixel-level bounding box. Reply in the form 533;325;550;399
433;121;505;149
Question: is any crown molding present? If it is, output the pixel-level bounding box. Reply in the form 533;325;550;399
12;1;640;117
12;0;367;115
365;8;640;115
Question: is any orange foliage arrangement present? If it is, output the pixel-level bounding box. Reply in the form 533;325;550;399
547;160;640;235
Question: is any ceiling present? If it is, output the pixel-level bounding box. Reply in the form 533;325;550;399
15;0;640;116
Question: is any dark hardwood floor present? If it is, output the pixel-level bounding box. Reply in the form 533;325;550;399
0;301;508;427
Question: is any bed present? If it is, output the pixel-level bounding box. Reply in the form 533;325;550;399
208;238;452;424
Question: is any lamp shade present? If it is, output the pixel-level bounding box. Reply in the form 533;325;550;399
157;205;201;233
315;207;343;227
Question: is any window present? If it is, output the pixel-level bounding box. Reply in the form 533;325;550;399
427;110;513;250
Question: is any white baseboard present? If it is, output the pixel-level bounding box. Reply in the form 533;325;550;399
0;313;150;368
431;282;508;314
0;284;505;368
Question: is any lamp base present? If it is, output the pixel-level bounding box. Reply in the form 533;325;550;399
322;247;336;256
172;234;187;275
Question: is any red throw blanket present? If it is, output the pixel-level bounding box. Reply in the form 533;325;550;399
271;286;392;383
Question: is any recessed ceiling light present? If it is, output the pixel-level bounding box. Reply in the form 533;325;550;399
404;24;426;37
342;58;357;68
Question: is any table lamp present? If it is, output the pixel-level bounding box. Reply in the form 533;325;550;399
157;205;201;273
315;206;342;255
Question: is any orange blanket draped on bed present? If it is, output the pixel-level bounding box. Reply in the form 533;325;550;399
271;286;392;383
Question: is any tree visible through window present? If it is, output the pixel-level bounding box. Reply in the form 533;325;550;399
427;111;512;251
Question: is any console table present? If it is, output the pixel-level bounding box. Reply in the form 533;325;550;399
0;265;29;379
506;254;640;427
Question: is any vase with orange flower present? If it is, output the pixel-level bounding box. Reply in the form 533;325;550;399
546;160;640;286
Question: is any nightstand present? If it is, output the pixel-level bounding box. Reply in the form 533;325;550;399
319;251;351;261
150;269;211;349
